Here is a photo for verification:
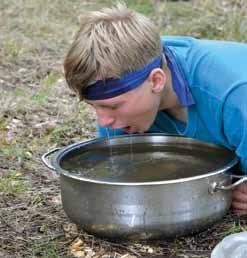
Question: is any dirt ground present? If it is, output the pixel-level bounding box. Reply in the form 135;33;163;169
1;0;247;257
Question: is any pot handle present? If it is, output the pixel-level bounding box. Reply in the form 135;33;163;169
41;148;60;171
210;175;247;192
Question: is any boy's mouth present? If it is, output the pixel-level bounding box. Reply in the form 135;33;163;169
123;126;132;133
123;126;147;134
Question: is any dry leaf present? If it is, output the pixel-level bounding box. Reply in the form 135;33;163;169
69;237;84;251
120;254;137;258
71;250;85;258
69;237;85;257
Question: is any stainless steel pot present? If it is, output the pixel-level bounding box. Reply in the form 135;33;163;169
42;134;246;240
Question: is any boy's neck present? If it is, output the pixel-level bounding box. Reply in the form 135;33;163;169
166;107;188;123
159;67;188;123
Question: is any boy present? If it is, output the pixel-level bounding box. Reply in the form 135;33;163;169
64;3;247;211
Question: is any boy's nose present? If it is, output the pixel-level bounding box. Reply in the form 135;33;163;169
97;112;115;128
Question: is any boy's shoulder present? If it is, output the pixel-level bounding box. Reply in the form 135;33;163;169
161;35;247;51
161;35;196;48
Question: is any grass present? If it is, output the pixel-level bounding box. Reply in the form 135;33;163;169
48;124;75;144
157;0;247;41
2;39;20;62
0;171;28;195
41;73;61;87
30;240;60;258
126;0;155;15
227;221;247;234
0;144;32;163
31;89;51;104
0;118;7;130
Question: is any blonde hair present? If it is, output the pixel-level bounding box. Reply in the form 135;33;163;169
64;2;162;100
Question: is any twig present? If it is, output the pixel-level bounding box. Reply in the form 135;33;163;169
0;214;22;234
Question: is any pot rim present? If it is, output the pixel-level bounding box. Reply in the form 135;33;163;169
51;134;239;186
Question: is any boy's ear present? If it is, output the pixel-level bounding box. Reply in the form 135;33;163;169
148;68;166;93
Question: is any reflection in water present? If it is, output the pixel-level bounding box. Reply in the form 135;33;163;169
61;143;230;183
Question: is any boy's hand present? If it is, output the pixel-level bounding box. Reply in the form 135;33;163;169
232;181;247;212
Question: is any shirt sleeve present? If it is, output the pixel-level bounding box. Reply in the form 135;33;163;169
223;85;247;173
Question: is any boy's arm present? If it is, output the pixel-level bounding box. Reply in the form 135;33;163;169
223;85;247;211
223;85;247;174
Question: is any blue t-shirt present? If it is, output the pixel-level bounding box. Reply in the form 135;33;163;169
98;36;247;173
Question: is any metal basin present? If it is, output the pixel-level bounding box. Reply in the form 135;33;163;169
42;134;245;240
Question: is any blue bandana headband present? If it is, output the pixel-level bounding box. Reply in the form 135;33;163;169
83;55;163;100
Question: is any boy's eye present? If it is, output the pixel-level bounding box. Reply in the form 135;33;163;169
110;105;119;110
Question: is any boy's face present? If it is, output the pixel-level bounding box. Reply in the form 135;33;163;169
85;80;161;134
